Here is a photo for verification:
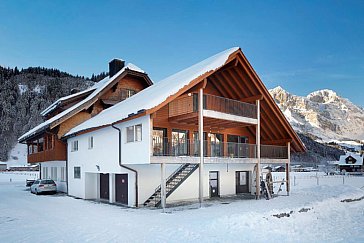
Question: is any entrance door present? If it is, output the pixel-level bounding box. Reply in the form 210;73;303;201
236;171;249;193
209;171;219;197
115;174;128;205
100;173;109;200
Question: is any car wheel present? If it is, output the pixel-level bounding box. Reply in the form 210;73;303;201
35;189;39;195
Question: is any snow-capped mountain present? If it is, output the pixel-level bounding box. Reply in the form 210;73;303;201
269;86;364;143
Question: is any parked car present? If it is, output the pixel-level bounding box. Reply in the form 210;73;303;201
26;179;35;187
30;179;57;195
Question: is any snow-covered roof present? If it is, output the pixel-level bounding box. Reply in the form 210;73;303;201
18;63;146;142
66;47;239;136
40;86;96;116
338;153;363;166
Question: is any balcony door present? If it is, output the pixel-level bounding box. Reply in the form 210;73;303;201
172;129;189;156
209;133;223;157
227;135;248;158
192;132;207;156
152;128;167;156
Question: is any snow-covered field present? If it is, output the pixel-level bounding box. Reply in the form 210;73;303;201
1;172;364;242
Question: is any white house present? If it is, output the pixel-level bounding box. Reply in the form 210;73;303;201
20;47;305;208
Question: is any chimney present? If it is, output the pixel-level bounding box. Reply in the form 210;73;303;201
109;58;125;78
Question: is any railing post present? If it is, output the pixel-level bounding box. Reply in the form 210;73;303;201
255;99;261;199
199;87;204;207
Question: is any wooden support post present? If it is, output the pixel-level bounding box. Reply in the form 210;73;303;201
286;142;290;196
256;99;261;199
199;87;204;207
161;162;166;211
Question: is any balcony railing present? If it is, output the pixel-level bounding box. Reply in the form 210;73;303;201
169;94;257;119
152;138;288;159
203;94;257;119
260;145;288;159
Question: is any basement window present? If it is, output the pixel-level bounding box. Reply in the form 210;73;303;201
74;167;81;179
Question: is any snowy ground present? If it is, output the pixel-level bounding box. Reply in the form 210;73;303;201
1;172;364;242
0;143;27;168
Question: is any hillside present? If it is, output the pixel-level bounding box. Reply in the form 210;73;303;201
0;66;100;161
269;86;364;142
269;86;364;163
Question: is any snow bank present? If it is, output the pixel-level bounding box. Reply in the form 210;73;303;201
0;172;364;242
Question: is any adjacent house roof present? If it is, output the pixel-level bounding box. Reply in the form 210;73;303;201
18;63;151;143
65;47;240;137
338;153;363;166
40;78;110;117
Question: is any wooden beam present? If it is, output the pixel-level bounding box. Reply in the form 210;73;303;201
239;95;263;103
224;69;253;98
261;138;292;145
208;76;230;98
209;75;236;99
214;72;240;99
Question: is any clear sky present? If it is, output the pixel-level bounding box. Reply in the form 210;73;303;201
1;0;363;106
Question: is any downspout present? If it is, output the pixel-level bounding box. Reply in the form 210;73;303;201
111;123;139;207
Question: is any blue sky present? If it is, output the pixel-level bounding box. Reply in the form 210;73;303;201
1;0;363;106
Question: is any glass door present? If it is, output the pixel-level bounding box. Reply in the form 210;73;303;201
172;129;189;156
209;133;223;157
227;135;248;158
152;128;167;155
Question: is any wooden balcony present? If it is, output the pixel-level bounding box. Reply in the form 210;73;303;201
27;140;66;163
168;94;258;127
151;138;288;164
28;149;66;163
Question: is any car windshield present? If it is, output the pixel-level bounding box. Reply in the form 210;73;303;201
41;180;55;184
33;180;40;184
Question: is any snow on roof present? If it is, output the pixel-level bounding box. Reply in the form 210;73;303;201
40;86;97;116
338;153;363;166
19;63;145;142
66;47;239;136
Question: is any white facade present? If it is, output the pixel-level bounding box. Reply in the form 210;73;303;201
67;115;150;206
40;161;67;193
66;114;259;207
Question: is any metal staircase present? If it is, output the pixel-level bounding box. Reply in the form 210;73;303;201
143;163;199;207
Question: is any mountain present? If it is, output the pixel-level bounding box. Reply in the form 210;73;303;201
0;66;100;163
269;86;364;143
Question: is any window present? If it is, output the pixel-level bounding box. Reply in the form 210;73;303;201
61;167;66;181
135;124;142;142
74;167;81;179
126;124;142;143
47;135;53;150
126;126;134;143
127;89;136;98
38;137;44;152
71;140;78;152
51;167;57;181
88;136;94;149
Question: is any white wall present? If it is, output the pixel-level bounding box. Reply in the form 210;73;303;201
40;161;67;193
67;115;150;205
127;163;256;206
